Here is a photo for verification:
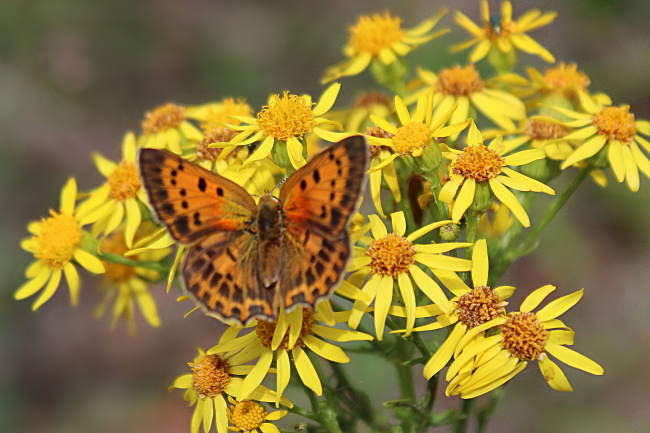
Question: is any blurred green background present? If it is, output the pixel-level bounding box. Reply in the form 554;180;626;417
2;0;650;432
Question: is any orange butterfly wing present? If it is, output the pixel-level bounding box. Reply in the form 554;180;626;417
138;148;256;244
139;149;272;324
278;135;368;311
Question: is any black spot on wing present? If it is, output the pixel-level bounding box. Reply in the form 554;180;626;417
162;203;175;215
216;187;224;197
313;169;320;183
175;216;190;235
330;208;342;227
198;178;207;192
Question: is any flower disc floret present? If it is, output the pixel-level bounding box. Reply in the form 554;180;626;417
592;106;637;144
453;145;505;182
255;309;315;350
33;210;83;268
107;162;141;201
196;126;238;162
543;62;590;95
525;119;567;140
141;103;187;134
349;12;405;55
457;286;507;329
436;64;484;97
392;122;431;156
190;354;231;399
500;312;549;361
228;400;267;431
366;233;416;278
257;92;317;141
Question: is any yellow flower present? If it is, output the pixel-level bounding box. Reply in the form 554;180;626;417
347;211;473;339
170;347;291;433
539;102;650;192
392;239;515;379
210;306;372;406
322;11;448;84
187;98;254;171
445;285;604;399
216;84;346;169
496;63;612;108
453;1;556;64
367;87;470;172
94;222;170;332
139;102;202;154
226;396;287;433
411;65;526;131
439;121;555;227
16;178;105;309
76;132;149;248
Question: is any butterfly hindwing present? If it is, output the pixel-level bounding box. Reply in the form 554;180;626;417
138;148;256;244
183;231;275;324
279;227;351;311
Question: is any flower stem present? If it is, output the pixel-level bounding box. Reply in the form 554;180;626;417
97;251;170;274
453;398;474;433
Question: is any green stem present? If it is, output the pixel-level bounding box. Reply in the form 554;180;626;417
476;387;506;433
422;170;449;221
287;405;319;422
98;251;169;274
453;399;474;433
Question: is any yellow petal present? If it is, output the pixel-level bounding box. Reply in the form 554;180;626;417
561;134;608;169
369;214;388;239
621;144;640;192
32;268;62;310
545;342;604;375
60;178;77;214
536;289;583;322
414;254;473;272
312;83;340;117
374;275;394;340
608;140;626;182
439;176;463;204
451;178;476;223
370;114;399;135
394;95;411;126
244;136;274;165
63;262;80;306
397;272;416;336
303;335;349;363
423;323;467;379
538;356;573;392
408;264;453;314
469;39;491;63
292;346;322;395
488;178;529;227
15;268;52;300
471;239;488;287
237;350;273;400
287;136;307;169
287;307;304;350
503;149;546;166
214;396;227;433
275;348;290;407
124;198;141;249
519;284;555;312
391;211;407;237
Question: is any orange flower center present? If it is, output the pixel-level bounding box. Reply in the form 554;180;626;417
524;119;568;140
190;354;231;399
196;125;239;163
543;62;590;97
107;161;141;202
227;400;267;431
141;103;187;134
500;312;549;361
349;12;405;56
436;64;484;97
255;309;315;350
33;210;83;268
456;286;507;329
453;145;504;182
592;106;637;144
365;126;394;158
392;122;431;157
366;233;416;278
257;92;317;141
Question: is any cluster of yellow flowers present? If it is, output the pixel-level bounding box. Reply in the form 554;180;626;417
18;2;650;432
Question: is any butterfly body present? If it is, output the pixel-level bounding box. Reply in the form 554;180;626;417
138;136;368;325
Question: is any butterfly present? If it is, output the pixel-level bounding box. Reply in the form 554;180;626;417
138;136;368;325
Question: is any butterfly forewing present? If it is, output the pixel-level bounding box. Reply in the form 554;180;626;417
138;148;256;244
183;231;275;324
280;135;368;236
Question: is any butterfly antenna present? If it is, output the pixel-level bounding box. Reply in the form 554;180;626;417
270;176;288;194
